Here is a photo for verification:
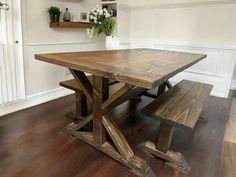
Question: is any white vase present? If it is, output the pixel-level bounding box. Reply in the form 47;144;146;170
105;36;118;50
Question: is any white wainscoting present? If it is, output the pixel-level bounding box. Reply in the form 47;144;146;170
154;43;236;97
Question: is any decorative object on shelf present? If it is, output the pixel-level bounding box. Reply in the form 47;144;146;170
47;6;61;23
80;12;89;22
72;15;80;22
63;8;71;22
87;6;117;49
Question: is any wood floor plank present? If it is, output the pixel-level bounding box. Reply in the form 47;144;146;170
0;94;232;177
220;97;236;177
220;141;236;177
224;99;236;143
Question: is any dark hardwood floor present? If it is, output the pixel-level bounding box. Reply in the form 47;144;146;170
0;93;232;177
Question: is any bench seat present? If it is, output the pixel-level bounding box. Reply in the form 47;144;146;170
59;76;119;92
59;76;120;118
142;80;213;130
138;80;213;173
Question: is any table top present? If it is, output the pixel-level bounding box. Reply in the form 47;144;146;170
35;49;206;89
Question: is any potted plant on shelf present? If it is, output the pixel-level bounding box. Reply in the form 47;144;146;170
87;6;117;50
47;6;61;23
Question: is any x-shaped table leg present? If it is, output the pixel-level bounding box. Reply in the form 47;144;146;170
64;70;156;177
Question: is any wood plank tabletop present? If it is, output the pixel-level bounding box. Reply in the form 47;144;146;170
35;49;206;89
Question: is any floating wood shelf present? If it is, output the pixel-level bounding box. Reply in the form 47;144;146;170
50;22;91;29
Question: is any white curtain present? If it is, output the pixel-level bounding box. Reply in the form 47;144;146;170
0;0;18;105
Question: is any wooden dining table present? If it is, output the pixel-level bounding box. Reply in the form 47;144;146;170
35;49;206;177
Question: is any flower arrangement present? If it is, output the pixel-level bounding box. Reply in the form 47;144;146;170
87;6;116;38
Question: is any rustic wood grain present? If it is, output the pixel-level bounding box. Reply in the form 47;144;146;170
60;77;120;118
220;141;236;177
142;80;213;130
92;75;109;145
0;94;232;177
220;98;236;177
102;84;134;112
35;49;206;89
70;70;93;102
71;132;156;177
102;114;134;160
60;78;118;90
138;141;190;174
75;92;87;116
224;99;236;143
156;123;174;153
59;77;92;92
50;22;91;29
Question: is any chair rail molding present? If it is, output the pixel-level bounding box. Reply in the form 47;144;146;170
130;0;236;9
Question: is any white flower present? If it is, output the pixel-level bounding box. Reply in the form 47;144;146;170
98;9;103;15
105;12;111;18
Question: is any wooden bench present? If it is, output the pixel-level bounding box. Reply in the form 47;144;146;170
60;75;119;119
139;80;213;173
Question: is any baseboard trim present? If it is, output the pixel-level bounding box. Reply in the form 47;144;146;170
0;87;73;117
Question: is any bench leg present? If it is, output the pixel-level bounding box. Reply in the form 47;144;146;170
156;123;174;152
138;123;191;174
66;92;88;120
75;91;87;116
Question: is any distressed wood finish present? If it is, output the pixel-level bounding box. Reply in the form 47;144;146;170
35;49;207;177
59;77;92;92
71;132;156;177
138;141;191;174
0;94;232;177
60;77;119;118
93;75;108;145
35;49;206;89
70;70;93;102
62;78;156;176
139;80;212;174
60;78;92;118
142;80;213;130
75;92;87;116
102;84;134;112
156;123;174;153
102;114;134;160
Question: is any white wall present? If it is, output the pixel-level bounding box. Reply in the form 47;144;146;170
129;0;236;97
21;0;104;97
